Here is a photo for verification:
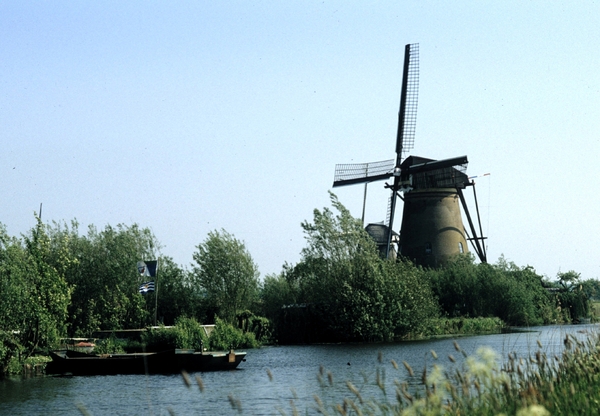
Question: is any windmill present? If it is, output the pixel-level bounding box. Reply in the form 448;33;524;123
332;44;486;267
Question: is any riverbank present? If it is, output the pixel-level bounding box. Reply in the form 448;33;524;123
0;317;532;378
0;317;583;378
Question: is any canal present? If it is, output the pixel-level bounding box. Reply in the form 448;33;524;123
0;324;596;415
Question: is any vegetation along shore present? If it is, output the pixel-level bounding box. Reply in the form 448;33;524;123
1;194;597;385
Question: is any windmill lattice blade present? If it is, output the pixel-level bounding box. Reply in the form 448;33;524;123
333;159;395;187
396;43;419;158
385;193;393;227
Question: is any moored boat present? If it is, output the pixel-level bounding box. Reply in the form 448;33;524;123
46;348;246;375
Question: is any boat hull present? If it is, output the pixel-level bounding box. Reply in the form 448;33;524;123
46;349;246;375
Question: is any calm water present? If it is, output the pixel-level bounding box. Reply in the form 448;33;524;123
0;324;596;415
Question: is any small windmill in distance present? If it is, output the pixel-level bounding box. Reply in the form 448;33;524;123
332;44;487;267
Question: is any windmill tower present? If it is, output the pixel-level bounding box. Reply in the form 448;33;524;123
332;44;486;267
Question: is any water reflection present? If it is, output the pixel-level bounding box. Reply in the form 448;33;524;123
0;324;597;415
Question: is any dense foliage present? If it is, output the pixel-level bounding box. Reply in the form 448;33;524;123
262;193;439;343
0;219;71;374
426;255;589;326
554;270;590;322
49;221;156;335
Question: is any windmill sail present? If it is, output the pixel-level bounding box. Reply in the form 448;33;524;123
386;43;420;258
396;43;419;158
332;159;395;187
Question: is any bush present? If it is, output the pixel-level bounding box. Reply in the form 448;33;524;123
427;255;559;326
424;317;505;337
236;310;272;344
208;317;259;350
141;318;208;352
268;193;440;343
93;335;127;354
173;316;208;350
141;326;179;351
0;331;23;376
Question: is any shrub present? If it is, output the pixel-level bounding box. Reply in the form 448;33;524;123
140;318;208;352
173;316;208;350
208;317;259;350
0;331;23;376
425;317;505;336
141;326;179;351
270;193;440;343
427;255;559;326
236;310;272;344
92;335;127;354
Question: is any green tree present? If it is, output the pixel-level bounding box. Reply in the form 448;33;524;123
191;229;260;324
555;270;589;322
261;266;301;339
271;192;439;342
21;217;72;354
427;255;558;326
154;257;201;325
46;221;159;335
0;218;72;374
0;224;30;373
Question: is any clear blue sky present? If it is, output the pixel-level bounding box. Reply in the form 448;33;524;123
2;1;599;280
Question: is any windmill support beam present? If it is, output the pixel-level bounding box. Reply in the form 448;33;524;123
471;181;487;262
361;183;368;226
457;188;487;263
384;184;404;201
385;180;400;259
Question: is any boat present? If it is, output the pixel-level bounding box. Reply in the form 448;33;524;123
46;348;246;375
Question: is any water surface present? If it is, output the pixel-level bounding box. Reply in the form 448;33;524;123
0;324;596;415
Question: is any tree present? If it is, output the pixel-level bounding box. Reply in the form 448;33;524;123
46;221;159;335
191;229;260;324
260;265;301;338
555;270;589;322
427;255;559;326
0;217;72;374
154;256;201;325
270;192;439;342
21;217;72;354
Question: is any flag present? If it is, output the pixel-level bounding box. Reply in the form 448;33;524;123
137;260;158;277
139;281;155;294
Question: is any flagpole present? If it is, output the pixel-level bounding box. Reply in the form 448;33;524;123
154;258;159;326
